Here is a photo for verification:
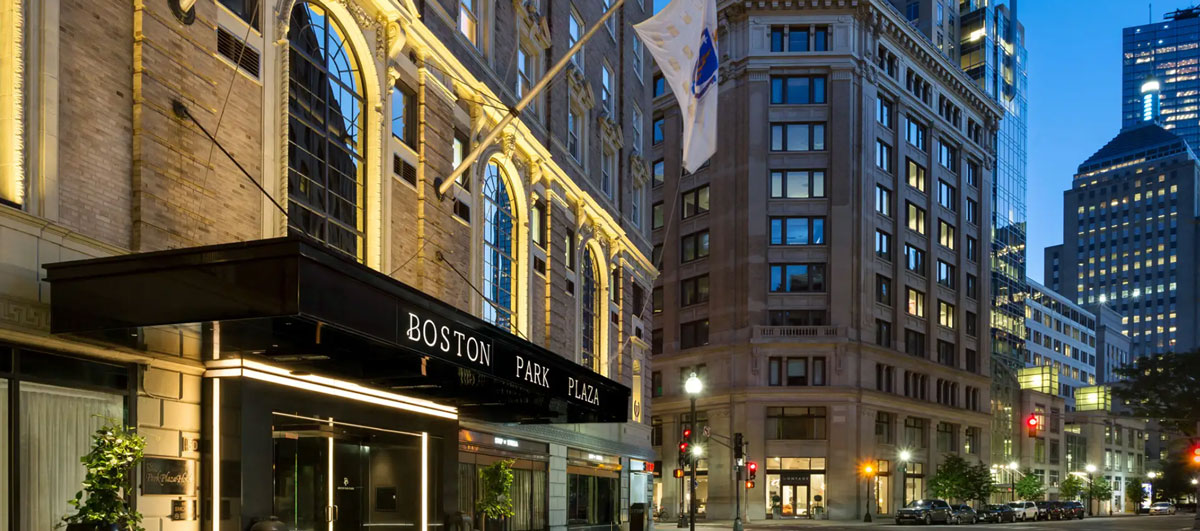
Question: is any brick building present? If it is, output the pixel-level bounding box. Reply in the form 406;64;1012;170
0;0;656;529
646;0;1002;522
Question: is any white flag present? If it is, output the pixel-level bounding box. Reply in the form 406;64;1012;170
634;0;718;173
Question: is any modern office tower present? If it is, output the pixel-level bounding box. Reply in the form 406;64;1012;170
1023;279;1099;409
647;0;1001;521
891;0;1030;471
1123;6;1200;147
0;0;656;528
1047;122;1200;359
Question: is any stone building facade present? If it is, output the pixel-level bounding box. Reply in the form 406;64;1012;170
0;0;655;529
646;0;1001;522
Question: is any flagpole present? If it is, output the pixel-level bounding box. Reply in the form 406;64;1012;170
436;0;628;198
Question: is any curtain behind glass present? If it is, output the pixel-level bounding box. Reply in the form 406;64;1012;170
0;379;7;527
511;469;531;530
19;382;123;531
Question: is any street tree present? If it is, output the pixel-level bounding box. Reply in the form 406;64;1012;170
928;455;973;502
1059;474;1085;500
1089;479;1114;511
1113;350;1200;437
1126;477;1147;510
1014;471;1046;501
966;461;995;504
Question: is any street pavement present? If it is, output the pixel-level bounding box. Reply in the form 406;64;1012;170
680;513;1197;530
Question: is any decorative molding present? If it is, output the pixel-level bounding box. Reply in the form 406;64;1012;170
629;154;650;187
596;113;624;150
565;65;596;109
512;0;552;50
278;0;386;61
0;294;49;332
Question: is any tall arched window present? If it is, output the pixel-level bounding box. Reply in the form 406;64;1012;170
287;2;366;259
581;246;600;371
481;161;515;331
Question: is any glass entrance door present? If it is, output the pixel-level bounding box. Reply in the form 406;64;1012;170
780;485;809;516
273;415;427;530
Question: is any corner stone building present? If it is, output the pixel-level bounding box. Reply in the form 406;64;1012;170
0;0;656;529
649;0;1000;521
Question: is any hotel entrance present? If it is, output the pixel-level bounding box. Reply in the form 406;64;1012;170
272;414;431;530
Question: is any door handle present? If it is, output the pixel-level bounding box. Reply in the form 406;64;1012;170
325;505;333;523
333;505;340;522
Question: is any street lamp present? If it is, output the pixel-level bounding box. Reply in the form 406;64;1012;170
899;450;913;508
1085;464;1097;516
863;463;876;522
684;373;703;531
1007;462;1019;502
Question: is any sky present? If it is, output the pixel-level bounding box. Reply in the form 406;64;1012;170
649;0;1197;283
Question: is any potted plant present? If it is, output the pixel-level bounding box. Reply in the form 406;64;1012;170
476;459;515;531
61;419;146;531
771;494;782;519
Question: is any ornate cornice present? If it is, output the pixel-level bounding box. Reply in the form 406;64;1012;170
512;0;552;49
565;65;596;109
596;113;624;150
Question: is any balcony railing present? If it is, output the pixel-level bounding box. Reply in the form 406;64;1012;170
752;325;842;341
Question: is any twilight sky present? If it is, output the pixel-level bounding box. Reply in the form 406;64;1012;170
650;0;1198;283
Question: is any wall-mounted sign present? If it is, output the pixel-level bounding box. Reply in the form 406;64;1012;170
780;471;811;486
142;457;195;495
494;436;519;448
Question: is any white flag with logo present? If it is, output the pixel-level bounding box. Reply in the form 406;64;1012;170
634;0;718;173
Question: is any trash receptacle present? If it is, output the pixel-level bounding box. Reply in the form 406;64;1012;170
630;503;647;531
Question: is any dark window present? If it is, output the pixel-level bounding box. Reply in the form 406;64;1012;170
219;0;260;28
938;140;958;171
769;170;826;198
966;348;978;373
766;406;827;440
769;263;827;292
682;185;710;218
770;217;825;245
876;230;892;261
567;473;618;526
905;417;928;448
680;320;709;349
905;116;927;151
680;275;710;306
652;116;665;144
966;236;978;261
651;416;663;444
966;274;978;299
652;201;664;229
680;230;710;262
904;329;926;358
876;140;893;172
652;329;663;354
770;76;827;104
652;159;665;187
770;123;826;151
937;340;956;367
652;287;663;314
966;313;977;338
392;82;417;146
877;95;893;128
905;244;926;275
768;310;827;326
936;260;954;288
651;372;663;397
768;357;825;386
937;180;956;211
966;160;980;187
965;198;978;224
876;365;895;393
632;283;645;315
876;185;892;216
876;275;893;305
876;319;893;348
531;200;548;248
875;411;894;444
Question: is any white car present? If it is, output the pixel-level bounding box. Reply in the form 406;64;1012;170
1149;502;1176;515
1006;501;1038;521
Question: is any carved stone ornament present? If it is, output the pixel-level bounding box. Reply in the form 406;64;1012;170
512;0;552;49
629;154;650;186
565;66;596;109
501;129;518;159
596;113;624;150
386;19;408;60
277;0;386;61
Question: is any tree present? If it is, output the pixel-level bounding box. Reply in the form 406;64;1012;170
1059;474;1085;500
477;459;516;526
928;455;973;502
1089;479;1114;510
1014;471;1046;501
1113;351;1200;437
965;462;995;504
1126;477;1147;510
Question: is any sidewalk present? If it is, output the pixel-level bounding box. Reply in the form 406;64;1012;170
669;512;1145;529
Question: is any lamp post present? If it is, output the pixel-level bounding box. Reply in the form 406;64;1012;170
684;373;703;531
1085;464;1097;516
863;464;875;522
899;450;912;508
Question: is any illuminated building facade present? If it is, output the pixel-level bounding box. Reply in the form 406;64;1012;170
1022;279;1099;409
1123;7;1200;148
1048;122;1200;360
0;0;657;529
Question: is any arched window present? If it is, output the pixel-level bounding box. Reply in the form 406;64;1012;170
287;2;365;259
481;161;515;331
581;246;600;371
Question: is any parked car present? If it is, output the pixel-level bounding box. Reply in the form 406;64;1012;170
896;499;953;525
949;504;978;524
977;504;1017;523
1060;500;1085;519
1149;502;1177;515
1006;501;1038;521
1036;501;1065;520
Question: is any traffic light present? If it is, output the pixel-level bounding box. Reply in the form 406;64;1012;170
679;440;690;465
734;432;744;460
747;461;758;481
673;468;685;478
1025;414;1039;437
745;480;755;489
1190;443;1200;465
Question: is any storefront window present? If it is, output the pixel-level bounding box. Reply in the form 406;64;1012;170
20;382;124;530
875;460;891;515
903;462;925;504
568;473;619;525
765;457;827;517
458;454;547;530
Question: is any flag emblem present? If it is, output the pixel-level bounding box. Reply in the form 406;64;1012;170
691;29;718;98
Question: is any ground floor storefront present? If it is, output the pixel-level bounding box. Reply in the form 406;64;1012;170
11;237;650;531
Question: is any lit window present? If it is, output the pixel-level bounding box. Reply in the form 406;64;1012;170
581;246;601;371
481;161;516;331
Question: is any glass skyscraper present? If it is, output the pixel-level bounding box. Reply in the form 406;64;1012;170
1123;7;1200;149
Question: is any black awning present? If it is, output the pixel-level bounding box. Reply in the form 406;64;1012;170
43;237;629;424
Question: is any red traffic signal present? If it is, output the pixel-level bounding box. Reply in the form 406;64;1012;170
674;468;685;478
745;480;756;489
1025;415;1039;437
1026;416;1039;427
679;441;689;454
683;428;692;440
747;461;758;480
1191;444;1200;465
